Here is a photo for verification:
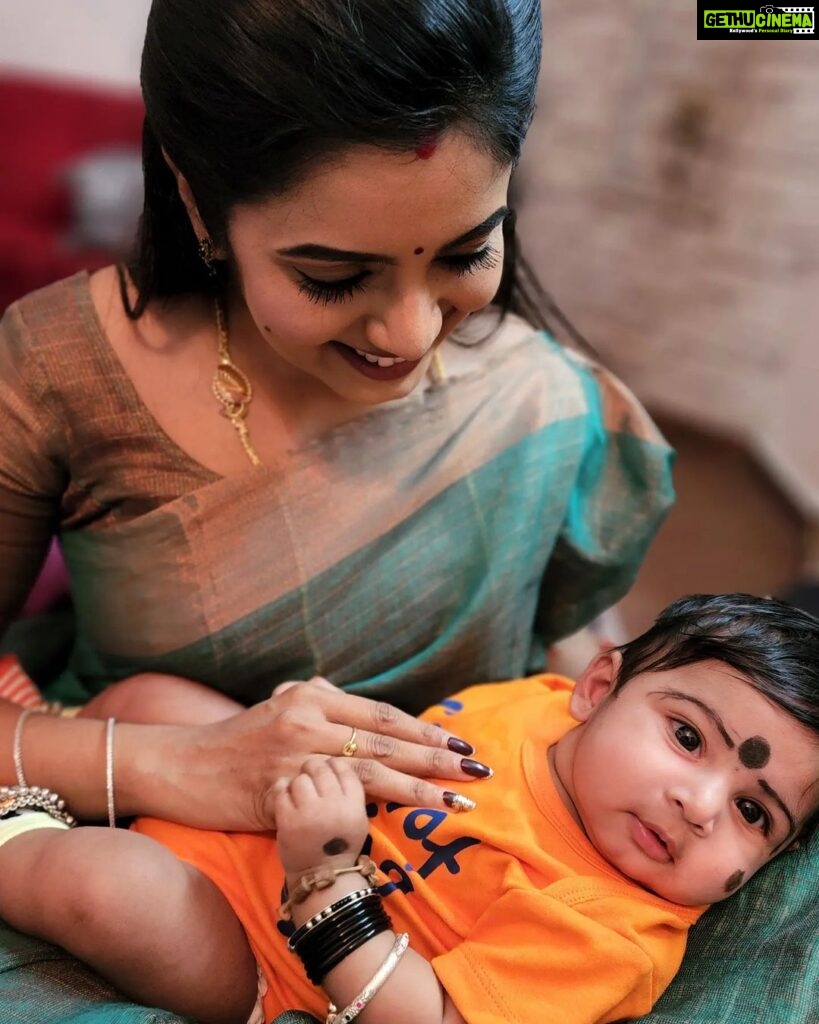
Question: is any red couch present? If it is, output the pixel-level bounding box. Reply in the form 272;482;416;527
0;73;144;311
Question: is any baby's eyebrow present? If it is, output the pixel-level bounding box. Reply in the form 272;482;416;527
759;779;796;843
653;690;735;748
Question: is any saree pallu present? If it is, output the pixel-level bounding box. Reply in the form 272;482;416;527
0;275;675;712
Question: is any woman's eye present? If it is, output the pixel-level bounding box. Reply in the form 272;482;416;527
736;798;770;834
672;721;701;752
296;271;370;305
438;245;502;276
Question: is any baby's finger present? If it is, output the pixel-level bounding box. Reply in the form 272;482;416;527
301;755;346;798
328;756;366;801
288;771;319;807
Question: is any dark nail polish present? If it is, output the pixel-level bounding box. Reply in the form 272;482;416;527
443;791;476;812
460;758;493;779
447;737;475;756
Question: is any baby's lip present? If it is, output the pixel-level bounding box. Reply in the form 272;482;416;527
641;819;677;859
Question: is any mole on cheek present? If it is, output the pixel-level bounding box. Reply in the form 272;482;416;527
724;869;745;893
322;837;349;856
263;325;272;333
738;736;771;769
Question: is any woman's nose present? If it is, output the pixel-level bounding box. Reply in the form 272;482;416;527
365;288;443;362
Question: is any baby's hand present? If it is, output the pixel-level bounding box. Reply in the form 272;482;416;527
274;756;369;878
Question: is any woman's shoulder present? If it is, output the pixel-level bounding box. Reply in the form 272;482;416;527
444;308;665;447
1;271;102;380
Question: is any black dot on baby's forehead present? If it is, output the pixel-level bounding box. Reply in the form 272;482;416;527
414;247;425;255
738;736;771;769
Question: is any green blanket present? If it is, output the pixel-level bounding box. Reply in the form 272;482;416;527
2;834;815;1022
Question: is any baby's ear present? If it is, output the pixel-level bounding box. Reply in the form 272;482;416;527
569;650;622;722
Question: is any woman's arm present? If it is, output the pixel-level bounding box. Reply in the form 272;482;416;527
0;677;490;830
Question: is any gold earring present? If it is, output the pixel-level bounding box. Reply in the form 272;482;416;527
198;237;217;276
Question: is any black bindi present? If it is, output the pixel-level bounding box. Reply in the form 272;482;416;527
322;837;349;856
723;869;745;893
413;246;425;255
738;736;771;770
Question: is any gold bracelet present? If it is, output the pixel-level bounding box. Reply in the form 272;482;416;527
279;855;379;920
326;932;410;1024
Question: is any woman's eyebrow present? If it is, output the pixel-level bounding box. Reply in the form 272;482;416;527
275;205;510;264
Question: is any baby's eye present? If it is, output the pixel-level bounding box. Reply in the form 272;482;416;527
672;721;701;752
736;798;770;834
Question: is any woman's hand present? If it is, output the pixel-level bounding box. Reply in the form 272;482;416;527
131;677;491;832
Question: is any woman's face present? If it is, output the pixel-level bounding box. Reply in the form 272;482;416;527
225;131;512;405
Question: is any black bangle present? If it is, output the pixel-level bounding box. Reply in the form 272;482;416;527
288;889;379;951
296;900;388;965
300;905;387;967
295;896;392;985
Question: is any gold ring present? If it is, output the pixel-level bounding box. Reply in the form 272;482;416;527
341;726;358;758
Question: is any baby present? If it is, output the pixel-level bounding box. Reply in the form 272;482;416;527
0;593;817;1024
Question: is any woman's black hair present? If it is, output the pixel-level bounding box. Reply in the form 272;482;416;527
614;593;819;737
123;0;578;344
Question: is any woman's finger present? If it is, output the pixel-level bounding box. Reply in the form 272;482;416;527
306;684;476;756
326;723;492;784
347;758;477;813
272;675;337;697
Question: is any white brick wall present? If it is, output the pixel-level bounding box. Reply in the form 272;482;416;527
518;1;819;516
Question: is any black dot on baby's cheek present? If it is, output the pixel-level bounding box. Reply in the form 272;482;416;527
738;736;771;769
724;870;745;893
323;837;349;856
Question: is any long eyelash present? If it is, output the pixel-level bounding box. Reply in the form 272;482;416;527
296;244;501;305
439;245;502;276
297;272;369;305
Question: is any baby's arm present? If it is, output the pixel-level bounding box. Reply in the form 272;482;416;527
276;758;466;1024
80;672;244;725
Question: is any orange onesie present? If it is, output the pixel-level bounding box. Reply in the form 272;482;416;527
135;676;704;1023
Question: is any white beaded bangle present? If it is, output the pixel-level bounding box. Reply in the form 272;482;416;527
12;708;37;788
326;932;410;1024
105;717;116;828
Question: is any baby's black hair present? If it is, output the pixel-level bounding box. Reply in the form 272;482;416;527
614;593;819;737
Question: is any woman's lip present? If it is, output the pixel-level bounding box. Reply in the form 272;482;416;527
331;341;422;381
630;815;673;862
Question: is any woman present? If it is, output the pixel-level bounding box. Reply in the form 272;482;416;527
0;1;681;1020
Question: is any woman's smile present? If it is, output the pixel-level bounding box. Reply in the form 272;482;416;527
330;341;421;380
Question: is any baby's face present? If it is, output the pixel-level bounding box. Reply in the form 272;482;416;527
558;660;818;906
